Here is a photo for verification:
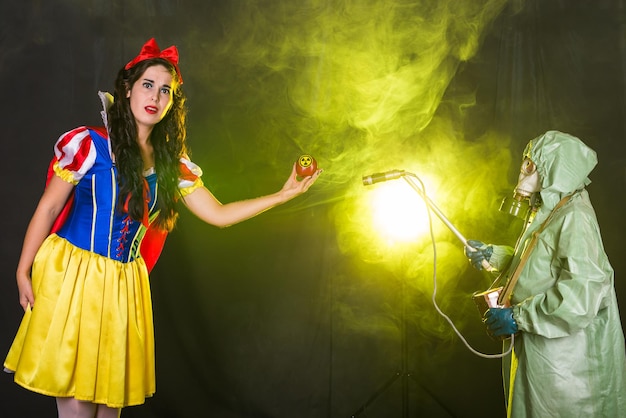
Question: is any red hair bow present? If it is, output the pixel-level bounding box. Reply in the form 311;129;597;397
125;38;183;84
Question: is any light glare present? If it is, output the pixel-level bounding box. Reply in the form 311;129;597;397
371;181;430;243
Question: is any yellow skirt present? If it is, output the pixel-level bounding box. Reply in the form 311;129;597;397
4;234;155;408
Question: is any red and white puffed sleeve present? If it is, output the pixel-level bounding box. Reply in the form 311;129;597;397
52;127;97;185
178;156;204;197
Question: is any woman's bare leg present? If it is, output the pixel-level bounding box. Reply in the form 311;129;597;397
56;398;121;418
56;398;96;418
95;404;121;418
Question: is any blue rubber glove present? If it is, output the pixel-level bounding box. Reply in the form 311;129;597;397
483;307;518;337
464;240;493;271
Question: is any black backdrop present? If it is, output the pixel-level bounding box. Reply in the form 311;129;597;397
1;1;625;417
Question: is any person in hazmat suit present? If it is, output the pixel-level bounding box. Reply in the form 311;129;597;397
466;130;626;417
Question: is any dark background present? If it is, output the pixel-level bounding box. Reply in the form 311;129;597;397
1;1;625;417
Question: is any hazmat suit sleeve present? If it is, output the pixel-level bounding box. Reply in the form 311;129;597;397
511;196;614;338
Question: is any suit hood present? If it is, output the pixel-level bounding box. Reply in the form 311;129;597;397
523;131;597;210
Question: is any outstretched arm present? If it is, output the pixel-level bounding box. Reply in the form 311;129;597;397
16;175;75;310
182;163;321;228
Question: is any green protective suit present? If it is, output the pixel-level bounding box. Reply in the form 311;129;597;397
488;131;626;417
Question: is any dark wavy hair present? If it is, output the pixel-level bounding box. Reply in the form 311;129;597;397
107;58;188;231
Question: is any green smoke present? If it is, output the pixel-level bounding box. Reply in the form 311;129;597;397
185;0;520;343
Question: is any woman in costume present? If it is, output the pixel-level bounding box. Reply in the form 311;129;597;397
4;38;321;418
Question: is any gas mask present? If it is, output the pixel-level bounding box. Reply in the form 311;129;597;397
500;158;542;219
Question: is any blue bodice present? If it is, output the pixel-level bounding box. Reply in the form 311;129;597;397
56;129;158;263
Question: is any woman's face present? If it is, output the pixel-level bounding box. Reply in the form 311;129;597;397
127;64;176;133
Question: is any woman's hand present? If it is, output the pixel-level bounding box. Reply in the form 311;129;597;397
16;272;34;311
278;163;323;201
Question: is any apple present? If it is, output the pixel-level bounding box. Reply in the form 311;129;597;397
296;154;317;177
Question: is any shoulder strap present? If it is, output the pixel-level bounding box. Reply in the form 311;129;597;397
497;194;573;306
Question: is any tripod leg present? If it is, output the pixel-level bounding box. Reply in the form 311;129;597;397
351;372;402;417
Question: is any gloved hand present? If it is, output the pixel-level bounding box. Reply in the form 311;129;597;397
464;239;493;271
483;307;518;337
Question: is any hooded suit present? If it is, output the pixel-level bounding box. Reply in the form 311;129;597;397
488;131;626;417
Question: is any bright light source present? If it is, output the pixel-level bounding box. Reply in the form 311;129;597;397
370;181;430;243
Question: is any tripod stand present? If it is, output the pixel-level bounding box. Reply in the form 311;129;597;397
353;171;483;416
351;274;414;417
